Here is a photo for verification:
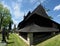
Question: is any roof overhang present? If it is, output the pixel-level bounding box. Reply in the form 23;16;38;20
18;24;59;32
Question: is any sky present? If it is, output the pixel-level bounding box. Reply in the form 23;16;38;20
0;0;60;27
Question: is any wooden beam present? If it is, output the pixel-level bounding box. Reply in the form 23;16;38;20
27;33;34;46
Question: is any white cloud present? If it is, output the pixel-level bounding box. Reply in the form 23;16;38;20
1;1;12;14
57;14;60;17
17;0;22;2
1;1;23;26
1;0;47;26
11;1;25;26
40;0;46;3
2;1;10;9
30;0;46;4
12;18;19;28
54;4;60;11
30;0;37;3
12;2;24;19
12;18;17;24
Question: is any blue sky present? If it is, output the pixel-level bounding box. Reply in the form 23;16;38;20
0;0;60;27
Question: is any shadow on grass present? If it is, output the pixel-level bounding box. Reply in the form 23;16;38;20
6;38;14;44
7;41;14;44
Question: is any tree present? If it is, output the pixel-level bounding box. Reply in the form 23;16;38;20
14;24;16;32
0;3;3;30
48;16;53;19
44;7;53;19
0;3;13;40
0;3;13;30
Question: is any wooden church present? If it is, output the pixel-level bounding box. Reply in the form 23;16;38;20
18;4;60;46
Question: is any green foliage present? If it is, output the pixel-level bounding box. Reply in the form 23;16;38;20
0;3;13;29
44;6;53;19
0;3;3;13
48;16;53;19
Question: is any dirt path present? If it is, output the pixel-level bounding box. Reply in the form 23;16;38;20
0;41;6;46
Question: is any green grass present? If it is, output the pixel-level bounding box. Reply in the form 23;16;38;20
0;33;28;46
36;34;60;46
1;33;60;46
7;33;28;46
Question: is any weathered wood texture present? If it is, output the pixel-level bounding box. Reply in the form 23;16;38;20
19;24;59;32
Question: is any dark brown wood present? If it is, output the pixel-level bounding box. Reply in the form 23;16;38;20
18;4;60;32
19;24;59;32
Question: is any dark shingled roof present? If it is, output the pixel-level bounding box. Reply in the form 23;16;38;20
32;4;49;18
25;4;49;21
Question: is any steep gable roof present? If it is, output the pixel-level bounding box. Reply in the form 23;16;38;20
18;4;60;30
25;4;49;20
32;4;49;18
24;11;31;20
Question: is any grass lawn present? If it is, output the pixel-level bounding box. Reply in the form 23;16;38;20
7;33;29;46
0;33;28;46
1;33;60;46
36;34;60;46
